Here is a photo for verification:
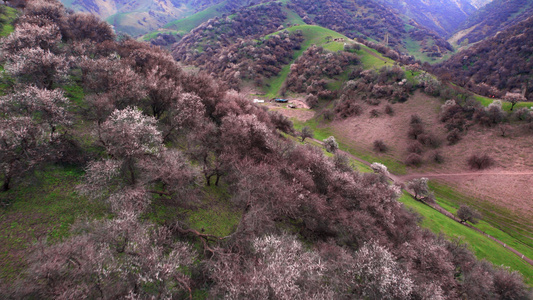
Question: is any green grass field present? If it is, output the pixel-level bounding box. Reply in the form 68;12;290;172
474;95;533;111
0;166;107;283
429;181;533;255
165;1;227;33
399;193;533;285
262;25;352;97
262;24;394;98
0;5;17;37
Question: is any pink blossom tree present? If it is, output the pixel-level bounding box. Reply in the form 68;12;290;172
0;86;71;191
24;216;195;299
0;22;61;53
3;47;69;89
209;234;332;299
80;107;197;215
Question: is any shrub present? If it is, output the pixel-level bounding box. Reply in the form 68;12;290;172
405;153;422;167
269;111;294;134
323;109;334;121
467;154;494;170
419;133;441;148
369;109;380;118
333;153;352;172
407;142;423;155
410;114;422;124
446;128;462;145
431;151;444;164
305;93;319;109
407;123;425;140
373;139;388;152
335;100;362;119
384;104;394;116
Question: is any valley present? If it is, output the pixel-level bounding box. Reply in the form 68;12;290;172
1;0;533;297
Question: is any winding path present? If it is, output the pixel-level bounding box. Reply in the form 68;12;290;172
309;137;533;267
398;172;533;182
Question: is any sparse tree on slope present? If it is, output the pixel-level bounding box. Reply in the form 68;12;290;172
407;177;430;200
323;136;338;153
300;126;314;142
457;205;482;224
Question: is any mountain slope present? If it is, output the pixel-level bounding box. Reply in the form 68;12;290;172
60;0;224;35
468;0;493;8
288;0;454;62
451;0;533;46
436;16;533;100
377;0;476;37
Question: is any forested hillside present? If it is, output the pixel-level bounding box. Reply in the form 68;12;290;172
377;0;476;37
1;0;531;298
436;16;533;100
289;0;454;60
452;0;533;46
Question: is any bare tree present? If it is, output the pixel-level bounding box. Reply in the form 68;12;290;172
300;126;314;142
467;154;494;170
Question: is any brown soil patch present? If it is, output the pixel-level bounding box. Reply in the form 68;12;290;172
436;174;533;219
327;90;533;222
330;91;445;161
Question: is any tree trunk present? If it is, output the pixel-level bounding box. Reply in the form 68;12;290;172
2;176;10;192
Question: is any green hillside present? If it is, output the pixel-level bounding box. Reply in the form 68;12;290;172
141;1;230;41
0;5;17;37
262;25;393;97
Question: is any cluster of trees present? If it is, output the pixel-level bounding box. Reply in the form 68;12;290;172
405;114;442;167
0;1;531;298
289;0;405;48
435;16;533;101
440;97;533;142
178;29;304;90
171;2;296;89
334;66;412;119
285;45;360;96
455;0;533;45
172;2;286;60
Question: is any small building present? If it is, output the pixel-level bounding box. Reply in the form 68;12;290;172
274;98;288;103
253;99;265;103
